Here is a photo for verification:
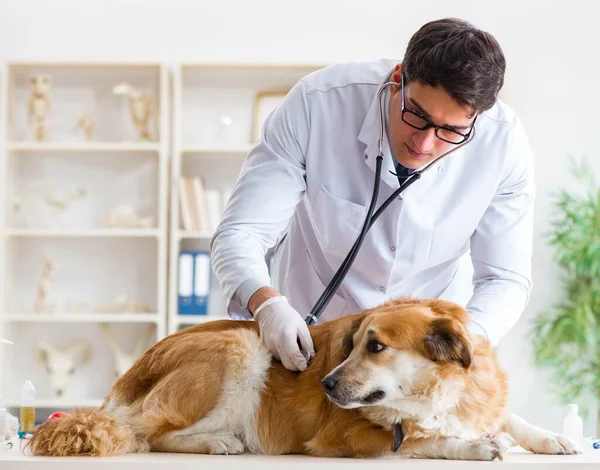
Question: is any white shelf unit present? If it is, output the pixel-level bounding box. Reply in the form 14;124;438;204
3;398;104;409
0;62;170;412
5;228;161;238
3;313;160;323
168;63;326;334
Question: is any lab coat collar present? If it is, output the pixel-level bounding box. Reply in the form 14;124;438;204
357;73;449;199
356;83;400;189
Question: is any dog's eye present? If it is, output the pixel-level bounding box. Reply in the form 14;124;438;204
367;339;386;353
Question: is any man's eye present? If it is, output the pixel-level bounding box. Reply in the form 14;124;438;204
367;339;386;353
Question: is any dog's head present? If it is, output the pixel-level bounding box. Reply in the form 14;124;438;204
320;298;473;412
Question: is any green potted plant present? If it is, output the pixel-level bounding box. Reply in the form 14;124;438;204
532;157;600;434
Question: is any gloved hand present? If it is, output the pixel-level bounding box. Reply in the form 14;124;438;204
253;296;314;371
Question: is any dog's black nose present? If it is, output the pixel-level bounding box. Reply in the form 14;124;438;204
321;375;338;393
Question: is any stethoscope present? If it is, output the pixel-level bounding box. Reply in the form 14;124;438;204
301;80;477;336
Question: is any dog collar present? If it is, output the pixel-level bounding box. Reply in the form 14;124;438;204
392;421;404;452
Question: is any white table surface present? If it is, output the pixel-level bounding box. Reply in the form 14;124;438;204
1;440;600;469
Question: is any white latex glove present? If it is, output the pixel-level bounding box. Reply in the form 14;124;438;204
254;296;314;371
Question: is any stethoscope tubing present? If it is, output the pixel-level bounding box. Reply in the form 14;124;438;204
303;81;475;326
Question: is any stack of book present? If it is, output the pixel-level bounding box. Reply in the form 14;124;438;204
178;176;231;233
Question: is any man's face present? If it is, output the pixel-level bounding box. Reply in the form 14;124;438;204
388;65;476;169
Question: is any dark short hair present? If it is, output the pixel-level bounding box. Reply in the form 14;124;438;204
402;18;506;114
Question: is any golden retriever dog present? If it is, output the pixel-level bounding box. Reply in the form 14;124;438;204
26;297;582;460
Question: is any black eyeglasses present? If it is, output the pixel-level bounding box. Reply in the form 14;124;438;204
400;74;477;145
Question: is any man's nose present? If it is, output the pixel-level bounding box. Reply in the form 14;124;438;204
412;127;436;152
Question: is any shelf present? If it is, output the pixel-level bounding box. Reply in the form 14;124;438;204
3;398;104;408
180;62;328;71
6;141;162;153
1;61;170;416
181;145;252;157
176;315;230;325
5;228;161;238
177;230;213;240
4;313;160;323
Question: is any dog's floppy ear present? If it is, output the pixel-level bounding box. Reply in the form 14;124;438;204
424;318;472;368
341;315;365;358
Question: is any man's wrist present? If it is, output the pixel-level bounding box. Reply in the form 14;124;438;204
248;286;282;316
234;277;271;311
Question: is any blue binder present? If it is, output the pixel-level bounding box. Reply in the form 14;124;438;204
178;250;211;315
192;251;210;315
178;251;195;315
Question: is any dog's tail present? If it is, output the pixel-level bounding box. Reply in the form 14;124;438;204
25;408;138;457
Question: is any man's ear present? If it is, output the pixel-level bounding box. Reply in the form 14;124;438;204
390;63;403;86
424;318;472;368
341;315;366;358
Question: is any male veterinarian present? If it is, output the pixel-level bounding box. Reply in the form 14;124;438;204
210;18;535;371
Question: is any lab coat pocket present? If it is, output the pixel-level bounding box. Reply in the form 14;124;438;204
275;247;348;324
302;249;348;324
312;185;367;256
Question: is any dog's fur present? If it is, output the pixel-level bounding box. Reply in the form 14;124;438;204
25;297;582;460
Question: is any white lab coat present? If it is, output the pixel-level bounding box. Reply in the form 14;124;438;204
210;59;535;347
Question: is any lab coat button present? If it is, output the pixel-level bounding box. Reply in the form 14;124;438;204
390;246;396;252
364;153;368;159
379;286;385;292
437;166;444;173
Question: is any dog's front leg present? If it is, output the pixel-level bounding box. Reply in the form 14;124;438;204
396;433;515;461
502;413;582;455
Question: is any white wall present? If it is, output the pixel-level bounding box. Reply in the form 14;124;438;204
1;0;599;437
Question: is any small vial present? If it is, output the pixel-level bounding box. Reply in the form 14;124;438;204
19;381;36;438
562;404;583;442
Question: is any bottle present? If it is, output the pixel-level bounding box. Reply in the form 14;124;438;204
562;403;583;442
0;396;6;442
18;380;36;438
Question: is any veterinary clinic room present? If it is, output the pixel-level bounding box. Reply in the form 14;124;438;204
1;0;599;468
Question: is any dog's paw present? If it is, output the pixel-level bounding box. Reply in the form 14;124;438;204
466;433;515;461
208;434;245;455
522;432;583;455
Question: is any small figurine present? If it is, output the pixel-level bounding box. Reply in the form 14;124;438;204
33;256;57;314
74;112;96;141
12;181;87;229
112;82;157;142
212;113;233;144
100;323;155;377
28;74;52;142
97;294;152;313
105;204;154;228
37;340;91;397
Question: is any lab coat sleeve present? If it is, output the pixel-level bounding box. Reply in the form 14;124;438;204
466;116;536;346
210;79;311;319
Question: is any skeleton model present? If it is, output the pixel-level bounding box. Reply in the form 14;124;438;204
96;294;152;314
100;324;155;377
74;112;96;141
33;256;57;314
28;74;52;142
105;204;154;228
12;181;87;228
36;340;91;397
112;81;157;141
